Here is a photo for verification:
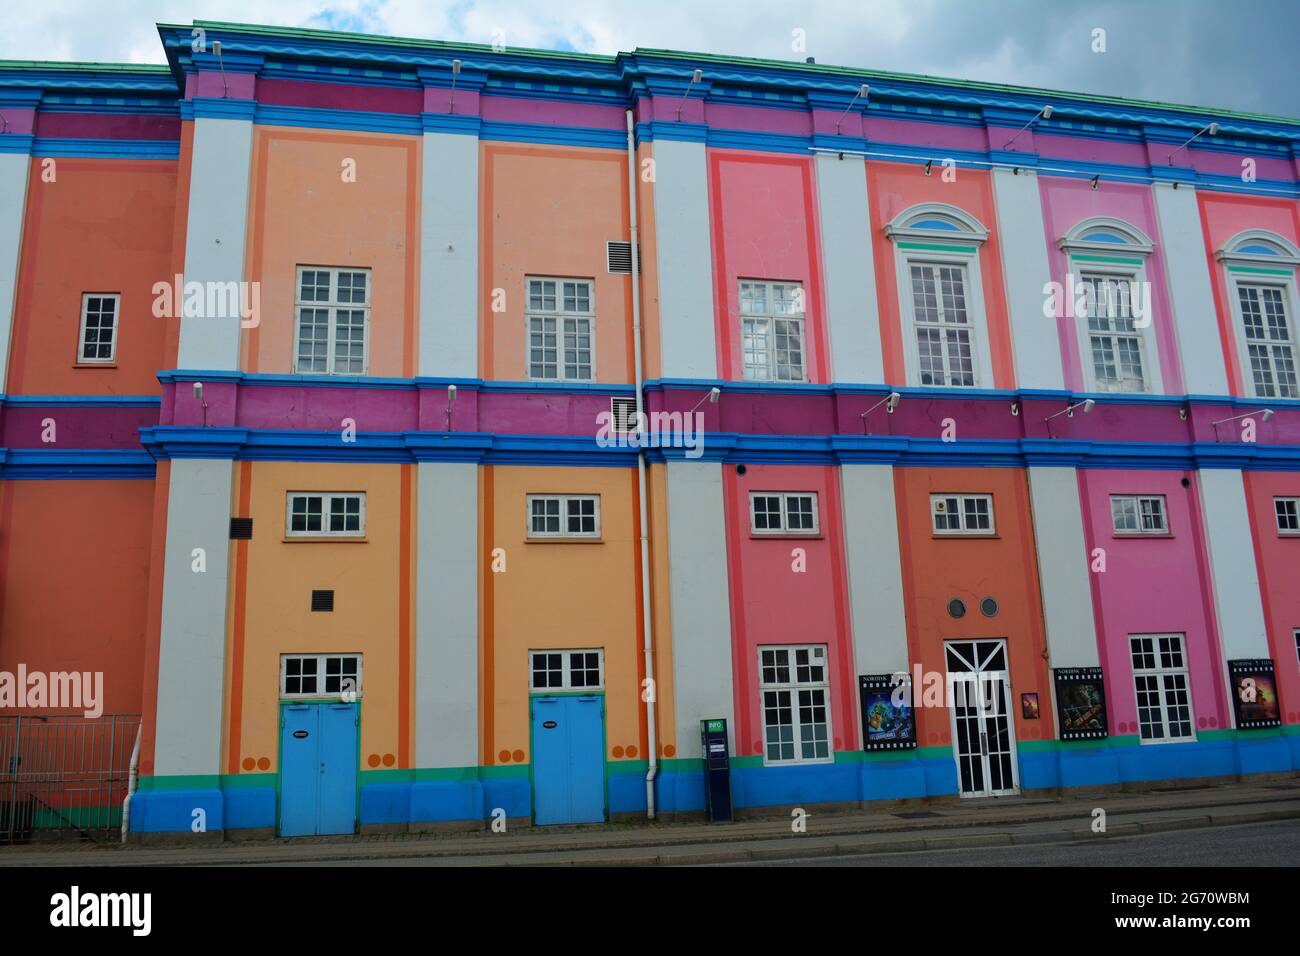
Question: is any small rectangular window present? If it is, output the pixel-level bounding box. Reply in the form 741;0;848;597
930;494;994;535
286;492;366;537
527;494;600;539
529;648;604;691
740;280;806;382
527;277;594;381
294;267;371;375
759;645;831;764
1274;497;1300;534
281;653;362;698
749;492;819;536
78;293;120;364
1110;495;1168;534
1129;634;1194;743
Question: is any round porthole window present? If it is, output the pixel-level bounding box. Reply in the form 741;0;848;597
947;598;966;618
980;597;999;617
736;464;747;476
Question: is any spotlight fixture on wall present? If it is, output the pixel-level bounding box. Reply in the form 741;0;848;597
1089;174;1100;190
860;391;901;434
212;40;229;98
924;159;933;176
1010;400;1020;417
676;68;704;120
193;381;209;427
1043;398;1093;437
448;59;462;114
1167;122;1220;165
834;84;870;134
1210;407;1273;440
1002;104;1052;150
446;383;458;431
688;386;722;413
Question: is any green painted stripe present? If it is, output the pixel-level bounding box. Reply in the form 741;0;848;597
606;759;650;776
1227;265;1292;276
1070;253;1145;266
897;241;978;254
657;757;703;773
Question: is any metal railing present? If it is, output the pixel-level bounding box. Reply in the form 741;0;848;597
1;714;141;844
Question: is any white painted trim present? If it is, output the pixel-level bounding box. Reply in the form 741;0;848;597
0;152;31;395
1222;267;1300;399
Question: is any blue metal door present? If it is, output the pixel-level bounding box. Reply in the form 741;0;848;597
531;695;605;825
279;702;358;836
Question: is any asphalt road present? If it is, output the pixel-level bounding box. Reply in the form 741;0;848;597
715;818;1300;866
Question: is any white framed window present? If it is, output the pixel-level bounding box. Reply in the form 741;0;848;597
739;279;806;382
759;645;831;764
527;277;594;381
77;293;120;364
931;493;994;535
1059;217;1162;394
1294;629;1300;667
294;267;370;374
280;653;362;698
1110;494;1168;535
885;204;994;389
749;491;819;536
530;648;604;691
1129;634;1194;743
286;492;366;537
1274;497;1300;534
1215;230;1300;400
527;494;600;539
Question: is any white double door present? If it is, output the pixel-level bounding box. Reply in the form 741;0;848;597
945;640;1020;797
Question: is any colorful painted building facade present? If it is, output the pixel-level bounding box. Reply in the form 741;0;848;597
0;20;1299;839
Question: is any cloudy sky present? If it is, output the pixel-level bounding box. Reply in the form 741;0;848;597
3;0;1297;119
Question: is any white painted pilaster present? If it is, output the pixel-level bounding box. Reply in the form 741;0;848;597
419;132;479;378
0;152;31;394
815;154;880;384
839;464;908;673
1197;469;1269;660
1027;466;1100;668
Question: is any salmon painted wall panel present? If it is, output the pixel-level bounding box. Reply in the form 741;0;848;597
1076;469;1232;735
243;127;420;378
0;480;153;714
866;162;1016;388
480;144;633;384
7;159;177;396
707;151;829;384
893;467;1054;748
1242;472;1300;726
721;464;857;758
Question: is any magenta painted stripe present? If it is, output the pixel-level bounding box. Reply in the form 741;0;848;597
33;113;181;141
479;95;627;129
256;77;423;115
1;406;159;449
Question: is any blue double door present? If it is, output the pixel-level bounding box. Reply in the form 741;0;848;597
531;695;605;825
279;702;359;837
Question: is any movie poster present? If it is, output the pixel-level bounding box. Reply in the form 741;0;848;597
1053;667;1108;740
1229;659;1281;729
859;674;917;750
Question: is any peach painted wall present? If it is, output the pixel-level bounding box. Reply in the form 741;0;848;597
243;127;420;377
7;159;177;395
1242;472;1300;726
636;141;665;381
480;465;643;768
1039;178;1184;393
1197;193;1300;396
0;479;153;714
480;144;634;383
721;464;857;758
866;162;1016;388
893;467;1054;749
1076;469;1231;736
646;461;678;757
707;151;829;383
224;461;413;776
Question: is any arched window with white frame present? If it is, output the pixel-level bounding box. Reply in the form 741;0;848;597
884;204;993;388
1214;230;1300;400
1058;217;1162;394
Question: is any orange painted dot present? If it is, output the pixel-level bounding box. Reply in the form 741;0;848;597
663;744;676;758
242;757;255;771
612;745;625;758
498;749;511;763
367;754;381;768
257;757;271;771
382;753;395;767
626;745;637;758
512;749;525;763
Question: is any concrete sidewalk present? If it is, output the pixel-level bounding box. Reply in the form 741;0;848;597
2;779;1298;866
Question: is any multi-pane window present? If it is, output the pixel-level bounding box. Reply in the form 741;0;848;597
749;492;819;535
1080;273;1147;392
527;278;593;381
1274;497;1300;534
1129;634;1194;742
529;649;604;691
930;494;994;535
1111;495;1168;534
281;654;362;698
295;267;370;374
527;494;600;538
286;492;366;537
759;645;831;764
740;280;806;382
78;293;120;363
1236;284;1298;399
909;263;975;387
